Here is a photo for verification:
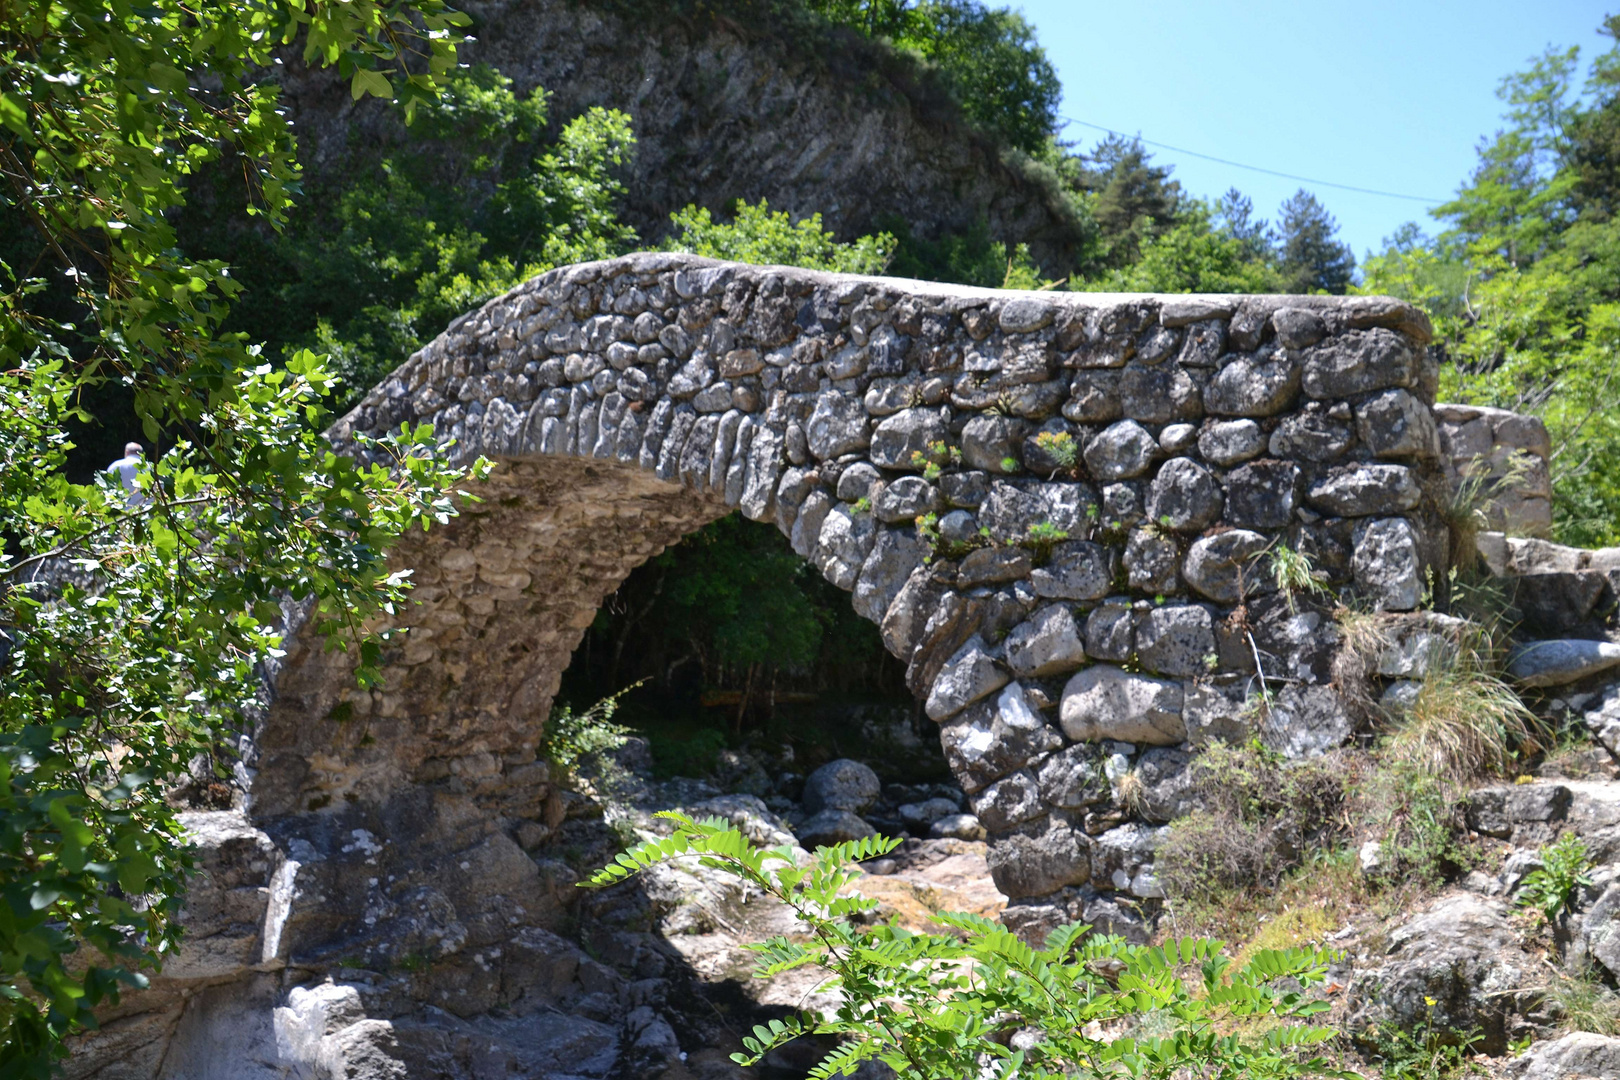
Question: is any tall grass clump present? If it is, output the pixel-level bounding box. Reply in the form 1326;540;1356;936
1383;623;1541;782
1445;449;1538;569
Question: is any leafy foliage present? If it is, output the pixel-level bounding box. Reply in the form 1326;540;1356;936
584;812;1351;1080
806;0;1060;154
0;0;478;1066
1091;200;1285;294
1367;1000;1483;1080
1517;832;1594;925
187;64;638;412
1080;134;1189;269
1359;17;1620;544
663;199;894;273
543;682;644;779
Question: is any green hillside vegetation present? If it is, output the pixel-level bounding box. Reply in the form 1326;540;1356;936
1360;17;1620;546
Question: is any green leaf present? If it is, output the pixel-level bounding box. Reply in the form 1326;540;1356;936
351;68;395;101
0;91;27;136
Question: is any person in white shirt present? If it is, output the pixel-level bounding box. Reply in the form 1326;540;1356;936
108;442;148;507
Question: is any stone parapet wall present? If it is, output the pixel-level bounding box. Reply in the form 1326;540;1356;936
296;252;1444;914
1435;402;1554;537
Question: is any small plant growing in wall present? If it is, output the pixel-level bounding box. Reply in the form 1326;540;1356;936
1033;428;1080;479
914;511;988;563
1269;543;1328;614
1022;520;1070;560
909;439;961;481
914;510;941;552
584;813;1349;1080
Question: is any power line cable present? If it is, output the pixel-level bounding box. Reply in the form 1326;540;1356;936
1059;116;1449;204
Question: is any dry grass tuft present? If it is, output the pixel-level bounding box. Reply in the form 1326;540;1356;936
1114;768;1147;818
1445;450;1535;570
1333;605;1542;782
1384;624;1543;782
1547;965;1620;1036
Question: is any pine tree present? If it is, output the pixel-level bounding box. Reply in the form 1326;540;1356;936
1085;136;1186;267
1566;15;1620;222
1216;187;1273;262
1275;189;1355;294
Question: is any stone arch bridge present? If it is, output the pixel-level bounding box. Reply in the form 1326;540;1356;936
262;250;1450;913
265;251;1445;835
71;253;1470;1075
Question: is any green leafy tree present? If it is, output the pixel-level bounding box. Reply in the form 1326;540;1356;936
0;0;477;1067
664;198;894;273
806;0;1061;154
185;64;638;411
1275;189;1355;295
1087;200;1281;294
883;214;1053;288
585;812;1350;1080
1359;20;1620;544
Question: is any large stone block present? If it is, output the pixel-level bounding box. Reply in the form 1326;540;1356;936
1059;665;1186;745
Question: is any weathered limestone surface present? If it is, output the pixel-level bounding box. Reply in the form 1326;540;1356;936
79;254;1454;1076
1435;402;1553;537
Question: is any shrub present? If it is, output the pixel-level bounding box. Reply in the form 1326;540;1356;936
1352;762;1477;891
586;812;1348;1079
1366;997;1483;1080
544;683;643;779
1155;742;1348;905
663;199;894;274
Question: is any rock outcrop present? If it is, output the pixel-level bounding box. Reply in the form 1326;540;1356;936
276;0;1092;274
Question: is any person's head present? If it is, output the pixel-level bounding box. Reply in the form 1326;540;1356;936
124;442;143;459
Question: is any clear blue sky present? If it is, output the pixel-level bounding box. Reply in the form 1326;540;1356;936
1014;0;1614;261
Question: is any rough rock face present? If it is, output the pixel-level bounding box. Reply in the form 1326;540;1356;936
76;255;1452;1074
1348;893;1541;1056
1436;402;1553;537
277;0;1092;275
1508;1032;1620;1080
